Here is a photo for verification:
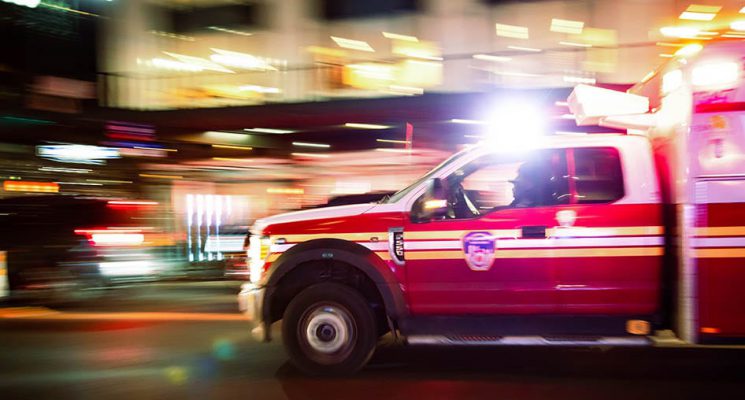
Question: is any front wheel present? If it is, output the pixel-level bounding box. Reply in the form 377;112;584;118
282;282;377;376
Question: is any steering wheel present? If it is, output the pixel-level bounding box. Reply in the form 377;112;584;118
448;183;480;218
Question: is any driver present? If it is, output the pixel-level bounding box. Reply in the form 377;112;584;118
510;162;549;208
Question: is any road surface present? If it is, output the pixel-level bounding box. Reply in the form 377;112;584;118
1;281;743;399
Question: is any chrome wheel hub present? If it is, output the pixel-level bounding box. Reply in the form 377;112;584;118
304;305;352;355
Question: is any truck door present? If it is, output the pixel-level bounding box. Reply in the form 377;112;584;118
553;146;664;316
403;149;570;315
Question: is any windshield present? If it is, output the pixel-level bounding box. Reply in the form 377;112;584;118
384;148;471;204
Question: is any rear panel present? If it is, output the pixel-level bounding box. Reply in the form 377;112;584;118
691;109;745;342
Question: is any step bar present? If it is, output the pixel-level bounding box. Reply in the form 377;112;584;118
406;335;651;346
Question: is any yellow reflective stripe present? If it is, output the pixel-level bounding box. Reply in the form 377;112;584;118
693;248;745;258
374;251;392;261
406;247;664;260
275;232;387;243
405;226;663;240
547;226;664;237
266;253;281;262
694;227;745;237
407;250;462;260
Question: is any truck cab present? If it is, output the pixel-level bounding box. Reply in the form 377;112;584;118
240;133;665;375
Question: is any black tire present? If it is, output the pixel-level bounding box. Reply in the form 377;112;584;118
282;282;377;376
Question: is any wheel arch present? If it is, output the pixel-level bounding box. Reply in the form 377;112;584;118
261;238;408;340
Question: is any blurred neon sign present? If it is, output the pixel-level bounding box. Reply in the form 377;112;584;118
37;144;121;165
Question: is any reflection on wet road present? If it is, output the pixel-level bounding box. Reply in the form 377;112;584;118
1;282;743;399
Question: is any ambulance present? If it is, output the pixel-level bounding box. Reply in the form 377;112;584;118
239;40;745;375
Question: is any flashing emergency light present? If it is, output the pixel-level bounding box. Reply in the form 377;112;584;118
691;61;740;88
481;102;547;151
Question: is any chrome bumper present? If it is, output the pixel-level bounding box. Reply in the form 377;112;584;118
238;283;267;341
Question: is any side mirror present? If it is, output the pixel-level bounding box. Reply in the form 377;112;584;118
412;178;449;222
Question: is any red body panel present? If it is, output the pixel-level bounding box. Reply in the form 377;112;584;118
695;203;745;338
263;202;662;318
404;203;663;316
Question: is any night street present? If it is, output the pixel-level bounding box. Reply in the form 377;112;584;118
0;282;743;400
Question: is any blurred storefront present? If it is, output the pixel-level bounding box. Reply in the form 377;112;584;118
98;0;730;110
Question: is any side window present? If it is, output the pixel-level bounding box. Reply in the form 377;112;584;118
460;162;519;211
573;147;624;203
435;149;569;220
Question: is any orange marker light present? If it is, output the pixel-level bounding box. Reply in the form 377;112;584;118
3;181;59;193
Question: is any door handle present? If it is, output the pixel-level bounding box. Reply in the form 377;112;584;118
521;226;547;239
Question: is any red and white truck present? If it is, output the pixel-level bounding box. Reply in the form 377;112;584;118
239;40;745;375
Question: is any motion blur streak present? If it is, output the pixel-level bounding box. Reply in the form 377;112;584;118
0;309;250;322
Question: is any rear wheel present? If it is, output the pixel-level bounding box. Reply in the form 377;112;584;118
282;282;377;376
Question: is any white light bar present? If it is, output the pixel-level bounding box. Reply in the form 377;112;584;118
567;84;649;126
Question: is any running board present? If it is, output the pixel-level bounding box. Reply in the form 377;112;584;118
406;335;650;346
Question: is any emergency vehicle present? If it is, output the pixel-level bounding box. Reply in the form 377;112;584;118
239;40;745;375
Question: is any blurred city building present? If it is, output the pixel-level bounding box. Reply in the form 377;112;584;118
2;0;745;274
102;0;675;110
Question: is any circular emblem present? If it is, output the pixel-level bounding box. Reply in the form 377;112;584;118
462;231;496;271
556;210;577;227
